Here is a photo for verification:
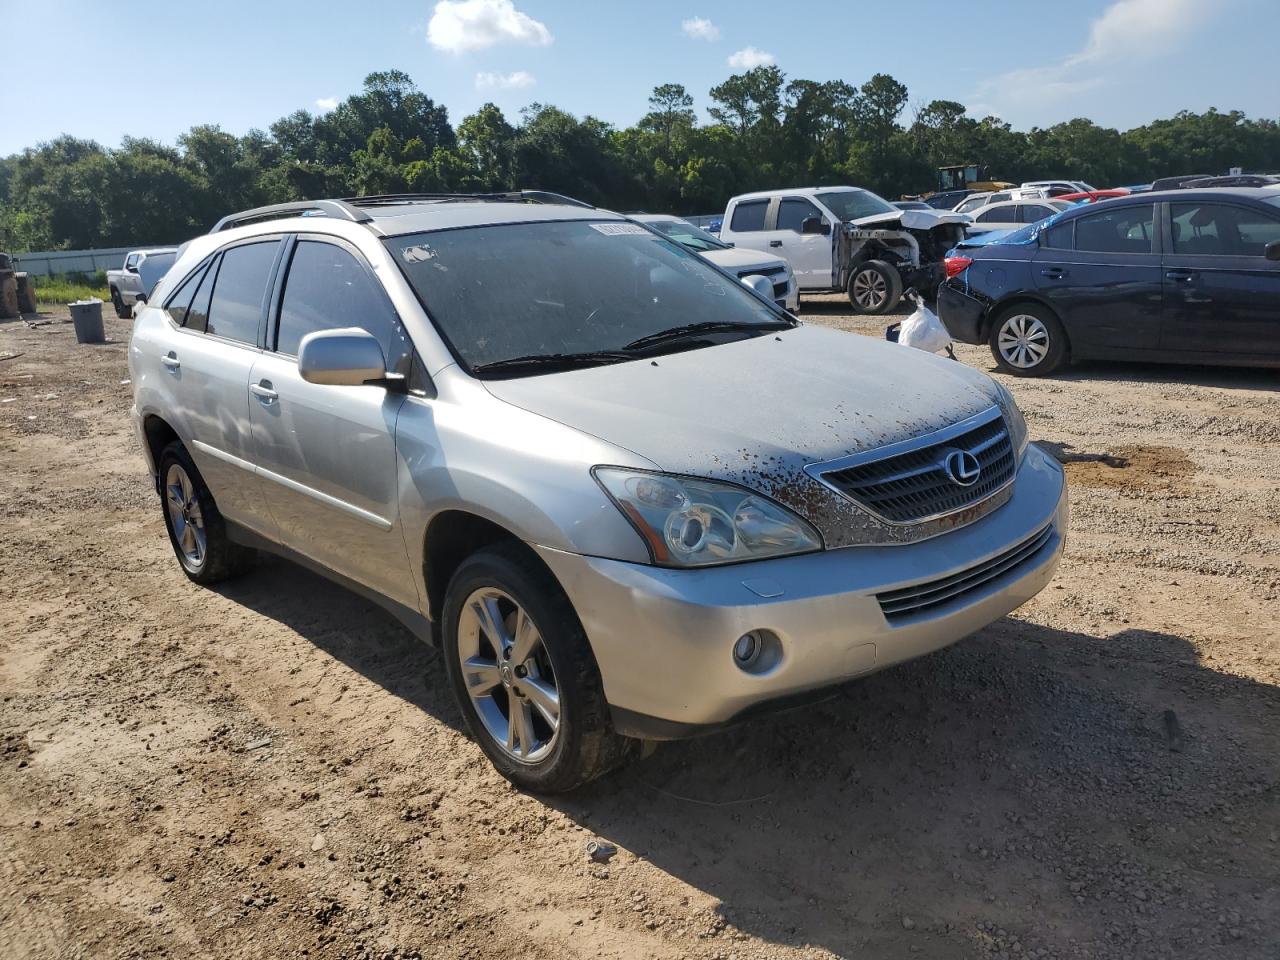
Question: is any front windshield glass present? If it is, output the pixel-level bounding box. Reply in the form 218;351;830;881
388;220;787;376
815;189;897;221
643;218;729;252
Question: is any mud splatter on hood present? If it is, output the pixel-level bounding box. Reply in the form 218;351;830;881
484;326;1007;546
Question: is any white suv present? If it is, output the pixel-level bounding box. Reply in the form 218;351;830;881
130;192;1067;792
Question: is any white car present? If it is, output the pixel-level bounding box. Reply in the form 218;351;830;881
965;199;1072;234
954;189;1052;216
1021;180;1095;195
631;214;799;311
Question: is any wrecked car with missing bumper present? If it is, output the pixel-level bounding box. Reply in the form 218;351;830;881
129;192;1066;793
719;185;969;314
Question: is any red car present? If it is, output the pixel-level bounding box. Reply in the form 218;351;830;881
1055;189;1130;203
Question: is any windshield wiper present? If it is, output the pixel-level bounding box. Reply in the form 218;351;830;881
471;350;636;377
623;319;792;352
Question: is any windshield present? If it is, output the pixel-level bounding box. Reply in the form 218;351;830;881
388;220;787;376
815;189;897;222
642;218;729;252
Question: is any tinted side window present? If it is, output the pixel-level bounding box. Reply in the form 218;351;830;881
205;241;279;344
185;256;218;333
162;263;206;326
1042;220;1074;249
729;200;768;232
976;207;1010;223
1022;205;1055;222
275;241;410;373
777;198;821;232
1074;205;1154;254
1171;203;1280;257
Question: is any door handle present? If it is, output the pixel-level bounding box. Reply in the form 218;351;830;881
1165;270;1194;282
769;240;783;247
250;381;278;403
1039;267;1067;279
161;353;180;370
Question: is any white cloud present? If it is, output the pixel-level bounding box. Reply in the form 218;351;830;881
427;0;552;54
315;97;338;111
972;0;1205;118
681;17;719;41
727;46;775;70
475;70;536;90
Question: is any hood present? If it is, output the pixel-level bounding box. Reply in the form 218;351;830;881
484;325;1003;547
850;209;971;230
699;246;788;273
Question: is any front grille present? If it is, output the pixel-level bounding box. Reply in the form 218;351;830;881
818;409;1014;523
877;523;1055;622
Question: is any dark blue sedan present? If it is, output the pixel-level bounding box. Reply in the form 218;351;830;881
937;188;1280;375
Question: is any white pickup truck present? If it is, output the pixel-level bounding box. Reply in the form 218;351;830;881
719;186;968;314
107;248;178;318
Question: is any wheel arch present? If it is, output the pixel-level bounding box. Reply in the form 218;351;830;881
421;510;560;626
142;414;181;488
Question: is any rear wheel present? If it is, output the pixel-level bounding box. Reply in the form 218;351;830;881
847;260;903;314
989;304;1069;376
157;442;255;583
442;543;636;793
110;288;132;320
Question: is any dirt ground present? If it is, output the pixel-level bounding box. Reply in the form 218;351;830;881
1;299;1277;960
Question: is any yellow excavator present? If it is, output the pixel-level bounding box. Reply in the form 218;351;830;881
937;163;1013;193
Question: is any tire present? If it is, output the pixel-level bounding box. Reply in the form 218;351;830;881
110;288;132;320
441;542;637;793
847;259;903;314
988;303;1069;376
157;441;255;584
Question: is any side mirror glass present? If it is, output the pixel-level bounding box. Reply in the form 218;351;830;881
298;328;393;387
126;263;139;274
1265;239;1280;262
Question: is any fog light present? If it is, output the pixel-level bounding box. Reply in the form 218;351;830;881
733;632;762;666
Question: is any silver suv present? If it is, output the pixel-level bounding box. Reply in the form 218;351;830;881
130;192;1068;792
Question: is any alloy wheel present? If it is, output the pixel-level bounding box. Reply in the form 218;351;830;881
456;588;560;763
851;268;888;310
164;463;207;568
997;313;1050;369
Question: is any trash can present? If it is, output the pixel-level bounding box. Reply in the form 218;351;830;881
69;298;106;344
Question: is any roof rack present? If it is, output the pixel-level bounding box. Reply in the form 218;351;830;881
209;190;594;234
210;199;373;233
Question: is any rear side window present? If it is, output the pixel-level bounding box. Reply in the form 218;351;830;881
729;200;767;232
1022;205;1055;222
1171;203;1280;257
184;256;218;333
1073;205;1154;254
776;198;821;232
275;241;411;373
162;263;206;326
976;207;1010;223
957;195;988;214
205;241;279;344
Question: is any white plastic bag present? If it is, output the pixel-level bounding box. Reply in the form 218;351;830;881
896;291;953;354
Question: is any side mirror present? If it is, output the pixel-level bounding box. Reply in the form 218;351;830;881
135;292;147;305
126;263;140;274
740;274;774;299
1266;239;1280;262
298;328;399;388
801;216;830;235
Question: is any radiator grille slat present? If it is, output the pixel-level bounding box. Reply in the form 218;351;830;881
877;524;1055;622
821;412;1015;524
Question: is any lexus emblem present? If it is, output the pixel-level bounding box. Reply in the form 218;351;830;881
942;448;982;487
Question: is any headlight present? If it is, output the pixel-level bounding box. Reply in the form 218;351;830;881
992;381;1029;463
593;468;823;567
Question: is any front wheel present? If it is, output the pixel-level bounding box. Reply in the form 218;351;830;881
989;304;1069;376
441;543;636;793
847;260;903;314
111;289;132;320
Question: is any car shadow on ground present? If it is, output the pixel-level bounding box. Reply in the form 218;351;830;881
216;557;1280;958
1046;359;1279;390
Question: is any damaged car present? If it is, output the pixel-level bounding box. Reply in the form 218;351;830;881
130;192;1067;793
719;186;969;313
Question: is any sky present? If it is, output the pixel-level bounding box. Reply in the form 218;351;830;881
5;0;1275;156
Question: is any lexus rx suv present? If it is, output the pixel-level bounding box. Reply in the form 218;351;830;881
130;192;1068;792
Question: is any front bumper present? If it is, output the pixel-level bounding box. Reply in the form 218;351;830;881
537;444;1067;738
937;281;987;344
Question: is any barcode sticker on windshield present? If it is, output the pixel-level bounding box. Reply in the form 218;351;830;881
589;223;651;236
